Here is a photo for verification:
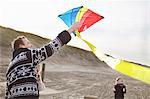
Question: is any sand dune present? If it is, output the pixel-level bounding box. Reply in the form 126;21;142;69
0;26;150;99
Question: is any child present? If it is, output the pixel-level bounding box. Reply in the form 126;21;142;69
113;77;126;99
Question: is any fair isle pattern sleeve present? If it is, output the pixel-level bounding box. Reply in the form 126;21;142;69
31;37;62;66
31;30;71;66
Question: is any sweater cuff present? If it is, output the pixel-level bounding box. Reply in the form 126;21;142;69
57;30;71;45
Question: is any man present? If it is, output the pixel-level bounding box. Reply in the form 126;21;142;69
5;23;79;99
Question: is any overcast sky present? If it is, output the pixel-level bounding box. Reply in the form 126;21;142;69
0;0;150;65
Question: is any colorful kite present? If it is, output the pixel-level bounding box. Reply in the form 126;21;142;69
58;6;150;84
58;6;104;36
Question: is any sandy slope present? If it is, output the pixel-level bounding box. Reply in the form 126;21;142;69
0;26;150;99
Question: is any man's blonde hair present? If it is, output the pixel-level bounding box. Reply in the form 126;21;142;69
11;36;26;50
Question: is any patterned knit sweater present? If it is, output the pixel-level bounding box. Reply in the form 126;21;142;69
5;30;71;99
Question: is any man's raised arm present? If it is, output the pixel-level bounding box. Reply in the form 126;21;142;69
31;23;80;66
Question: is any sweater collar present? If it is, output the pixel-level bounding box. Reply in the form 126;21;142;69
13;48;28;59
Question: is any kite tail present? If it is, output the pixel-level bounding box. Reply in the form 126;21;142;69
79;37;150;85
